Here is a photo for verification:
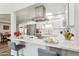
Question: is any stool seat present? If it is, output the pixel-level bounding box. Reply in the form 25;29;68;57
16;44;25;51
8;41;25;56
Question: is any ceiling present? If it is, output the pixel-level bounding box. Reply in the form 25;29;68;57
0;3;35;23
0;3;35;14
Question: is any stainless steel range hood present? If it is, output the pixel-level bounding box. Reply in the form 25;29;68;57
32;5;47;22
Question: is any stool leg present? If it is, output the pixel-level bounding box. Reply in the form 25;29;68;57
17;51;19;56
20;49;24;56
22;49;24;56
21;49;24;56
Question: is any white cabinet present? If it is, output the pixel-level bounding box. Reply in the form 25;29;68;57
19;21;36;35
19;24;25;35
69;3;75;26
49;47;79;56
65;3;75;27
23;43;47;56
74;3;79;39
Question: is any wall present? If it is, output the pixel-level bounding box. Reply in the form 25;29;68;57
0;23;10;33
0;23;10;41
75;3;79;40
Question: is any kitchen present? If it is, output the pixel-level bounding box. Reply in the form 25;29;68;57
9;3;79;56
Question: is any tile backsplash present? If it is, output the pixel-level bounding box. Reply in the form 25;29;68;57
36;20;65;37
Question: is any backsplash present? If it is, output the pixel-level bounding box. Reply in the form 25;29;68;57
36;20;65;37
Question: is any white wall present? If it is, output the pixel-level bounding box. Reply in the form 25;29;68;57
0;23;10;41
13;3;35;12
75;3;79;40
0;23;10;33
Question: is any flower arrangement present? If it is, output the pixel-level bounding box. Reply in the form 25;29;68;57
14;31;21;38
63;32;74;40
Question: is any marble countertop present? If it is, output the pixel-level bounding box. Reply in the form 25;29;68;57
13;36;79;52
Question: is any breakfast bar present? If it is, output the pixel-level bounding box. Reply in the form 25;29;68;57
11;36;79;56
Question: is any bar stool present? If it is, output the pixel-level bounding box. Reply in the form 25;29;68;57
8;40;25;56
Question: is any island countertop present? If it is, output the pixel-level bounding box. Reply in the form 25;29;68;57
13;36;79;53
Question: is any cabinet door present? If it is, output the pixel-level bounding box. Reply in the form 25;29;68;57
65;3;75;27
69;3;75;26
64;50;79;56
23;43;47;56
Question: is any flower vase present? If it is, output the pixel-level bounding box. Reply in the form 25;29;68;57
16;36;19;39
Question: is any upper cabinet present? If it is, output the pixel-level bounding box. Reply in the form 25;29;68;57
69;3;75;26
65;3;75;26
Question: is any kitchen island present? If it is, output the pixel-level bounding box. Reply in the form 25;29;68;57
11;36;79;56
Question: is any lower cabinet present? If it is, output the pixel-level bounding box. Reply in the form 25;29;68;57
11;42;79;56
49;47;79;56
64;50;79;56
23;43;47;56
11;42;47;56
